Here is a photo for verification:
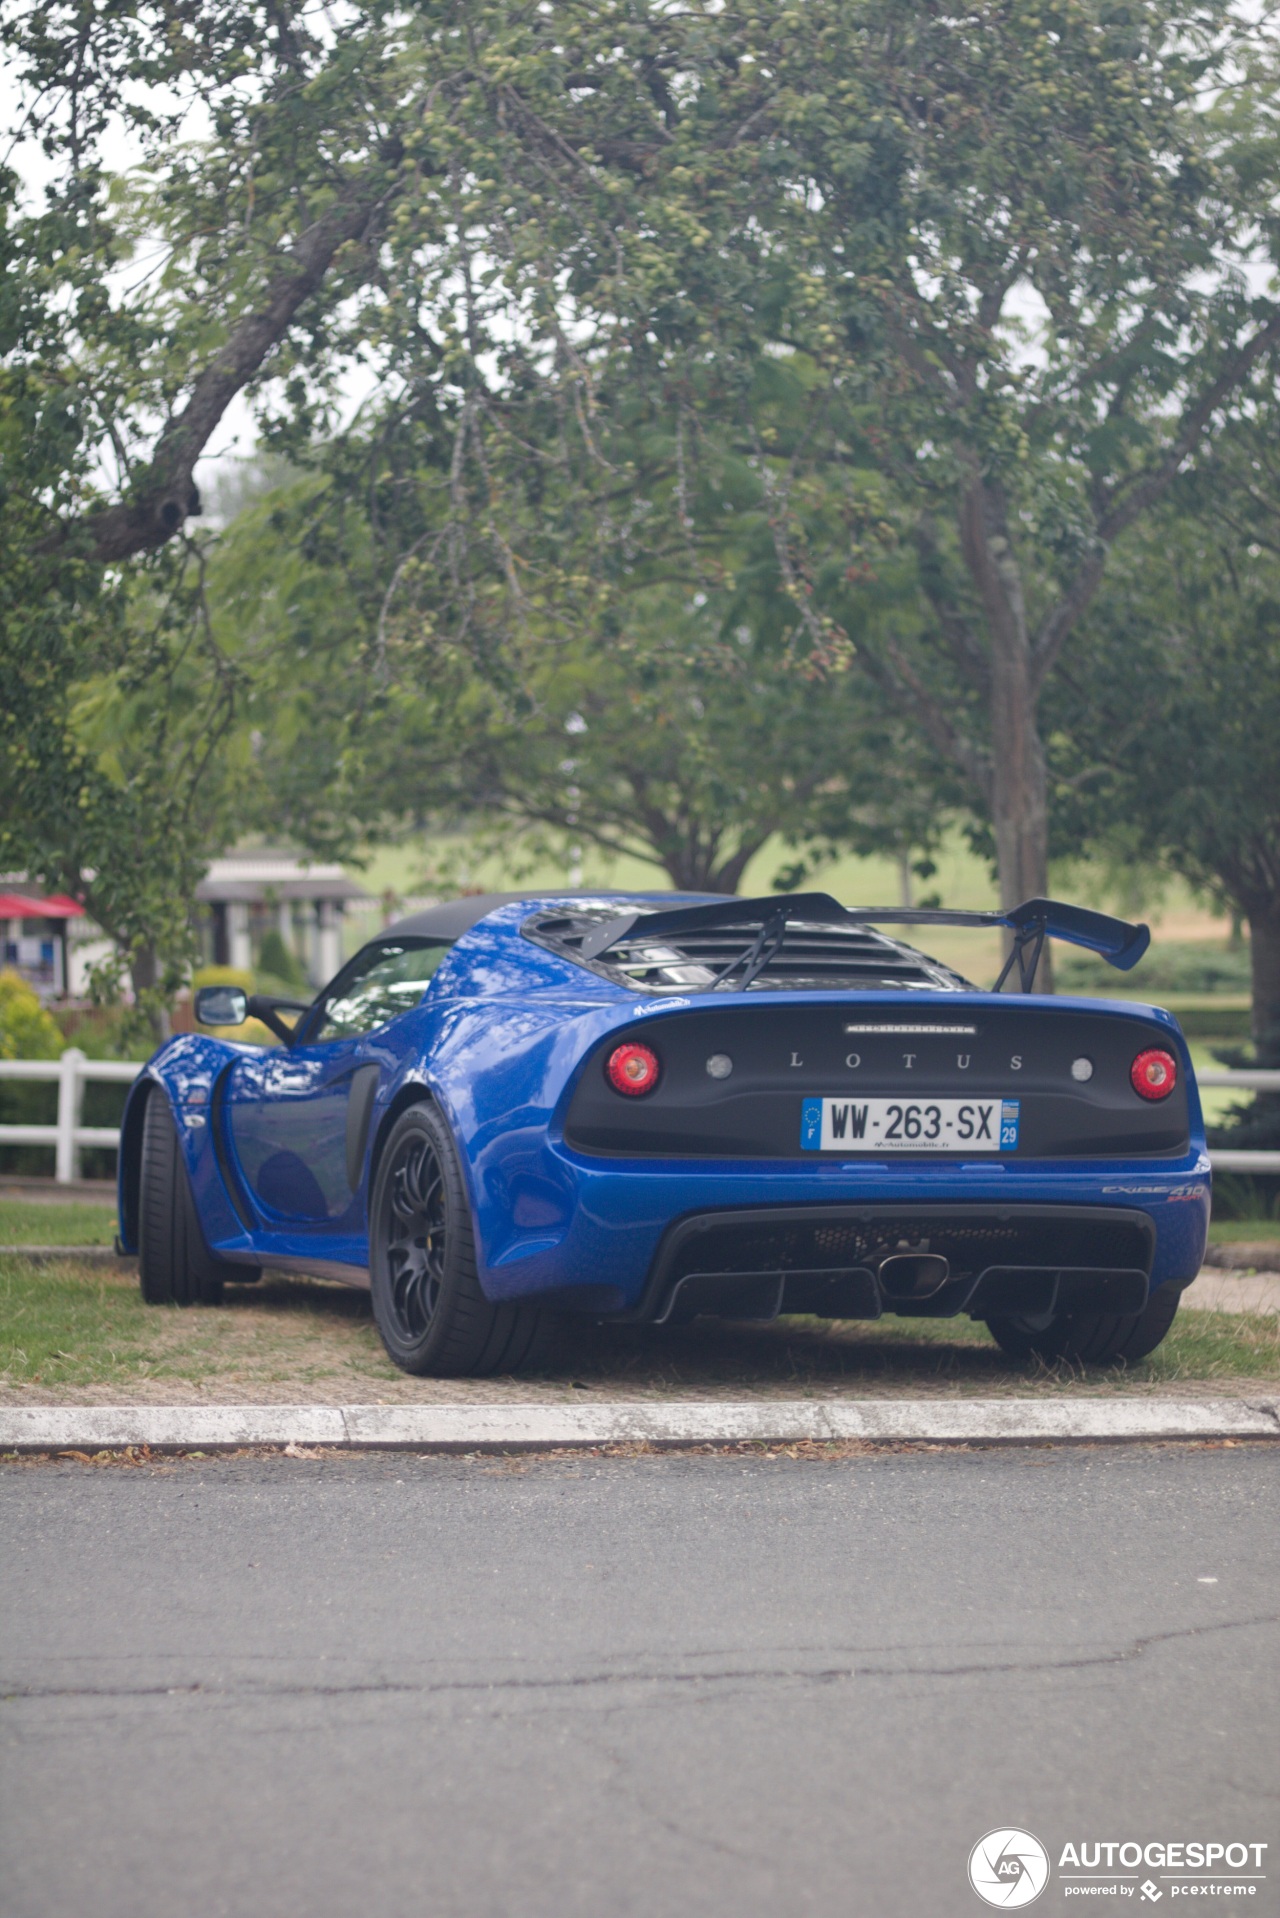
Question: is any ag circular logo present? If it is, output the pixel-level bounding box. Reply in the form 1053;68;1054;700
968;1829;1050;1907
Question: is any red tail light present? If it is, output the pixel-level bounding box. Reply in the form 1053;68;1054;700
1131;1048;1178;1101
606;1042;661;1097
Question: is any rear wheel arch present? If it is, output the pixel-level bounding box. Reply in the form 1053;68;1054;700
367;1099;547;1376
367;1079;442;1201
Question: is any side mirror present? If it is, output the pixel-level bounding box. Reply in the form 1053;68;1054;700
194;985;248;1027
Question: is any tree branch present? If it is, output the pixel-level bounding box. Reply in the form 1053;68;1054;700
52;187;389;564
912;514;990;693
859;631;992;802
1031;310;1280;692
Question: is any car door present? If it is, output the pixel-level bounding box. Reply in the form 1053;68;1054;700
225;939;452;1226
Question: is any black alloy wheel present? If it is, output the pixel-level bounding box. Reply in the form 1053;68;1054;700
368;1103;547;1377
382;1123;448;1338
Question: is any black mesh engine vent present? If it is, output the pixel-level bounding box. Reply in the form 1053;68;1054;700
525;908;970;994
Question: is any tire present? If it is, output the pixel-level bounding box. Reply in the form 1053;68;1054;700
369;1103;547;1377
138;1090;255;1305
985;1284;1181;1366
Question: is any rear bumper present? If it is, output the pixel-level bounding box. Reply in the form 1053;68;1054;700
471;1149;1212;1314
628;1202;1160;1326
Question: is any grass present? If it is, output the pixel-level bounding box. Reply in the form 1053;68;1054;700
0;1258;391;1398
1207;1218;1280;1244
820;1304;1280;1385
2;1254;1276;1405
0;1201;118;1246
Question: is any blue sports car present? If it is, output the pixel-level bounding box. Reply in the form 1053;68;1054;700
118;890;1210;1375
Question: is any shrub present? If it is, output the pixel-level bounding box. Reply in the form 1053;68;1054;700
257;928;308;989
0;969;64;1061
0;970;64;1173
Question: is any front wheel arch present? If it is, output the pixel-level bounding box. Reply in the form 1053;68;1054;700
117;1075;158;1253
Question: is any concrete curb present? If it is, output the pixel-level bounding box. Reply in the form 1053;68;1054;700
2;1398;1278;1453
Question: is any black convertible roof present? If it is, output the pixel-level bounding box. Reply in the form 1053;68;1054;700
386;890;716;943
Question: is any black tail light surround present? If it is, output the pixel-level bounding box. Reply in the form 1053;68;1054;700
568;1006;1191;1158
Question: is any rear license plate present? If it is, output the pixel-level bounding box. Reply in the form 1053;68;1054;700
800;1096;1020;1153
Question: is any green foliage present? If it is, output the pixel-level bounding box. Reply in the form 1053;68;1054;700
0;970;63;1174
193;407;958;887
1055;944;1252;997
256;929;307;991
2;0;1278;971
1056;399;1280;1058
1205;1172;1280;1222
52;1002;148;1062
0;969;63;1061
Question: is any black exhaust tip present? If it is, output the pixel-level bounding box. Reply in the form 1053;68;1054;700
877;1252;951;1301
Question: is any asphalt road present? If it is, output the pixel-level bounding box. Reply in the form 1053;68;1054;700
2;1446;1277;1918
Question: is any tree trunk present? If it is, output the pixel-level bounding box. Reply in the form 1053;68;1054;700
657;837;764;895
960;479;1054;991
707;841;766;896
130;944;173;1047
988;677;1054;992
1248;903;1280;1066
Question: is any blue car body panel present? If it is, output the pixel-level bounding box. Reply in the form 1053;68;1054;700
119;896;1211;1309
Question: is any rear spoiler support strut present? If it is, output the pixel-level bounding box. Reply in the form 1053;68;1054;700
994;921;1048;995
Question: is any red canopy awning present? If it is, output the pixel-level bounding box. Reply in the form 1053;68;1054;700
0;892;85;919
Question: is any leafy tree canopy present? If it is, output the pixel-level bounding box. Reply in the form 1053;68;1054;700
2;0;1278;1000
1056;398;1280;1062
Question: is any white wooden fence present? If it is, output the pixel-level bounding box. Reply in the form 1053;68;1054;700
0;1051;1278;1184
0;1050;143;1182
1190;1070;1280;1172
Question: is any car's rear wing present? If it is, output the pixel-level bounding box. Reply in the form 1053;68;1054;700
578;893;1150;993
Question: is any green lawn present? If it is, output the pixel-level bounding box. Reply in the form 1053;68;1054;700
2;1254;1276;1401
0;1201;118;1246
1206;1217;1280;1244
813;1302;1280;1383
0;1257;388;1396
